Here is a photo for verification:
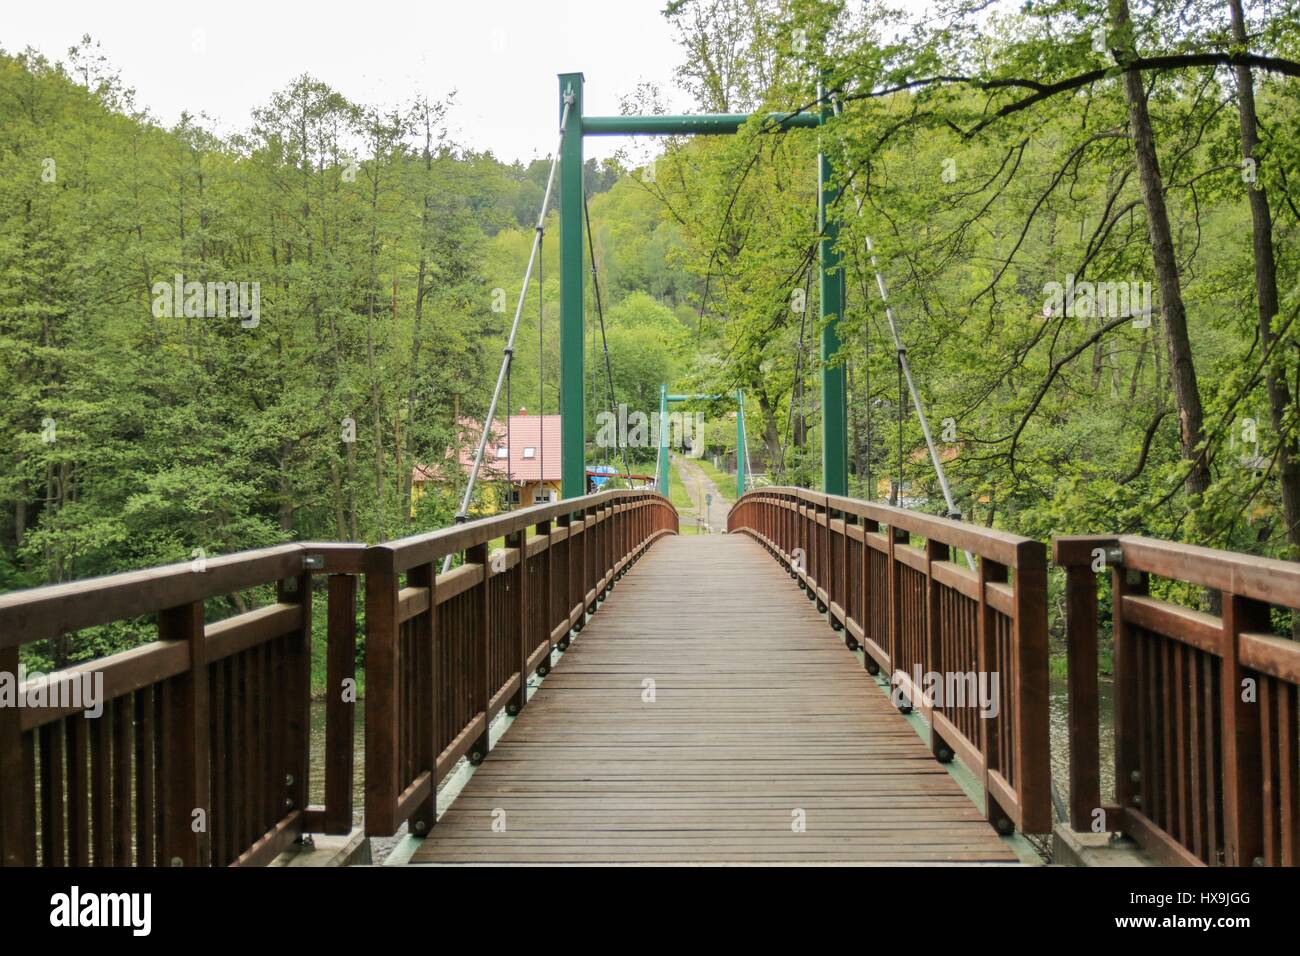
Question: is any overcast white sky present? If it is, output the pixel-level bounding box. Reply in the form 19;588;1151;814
2;0;690;164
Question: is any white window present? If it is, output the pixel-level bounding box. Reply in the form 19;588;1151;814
495;446;508;459
534;489;551;503
522;447;536;459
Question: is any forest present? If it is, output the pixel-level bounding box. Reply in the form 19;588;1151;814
4;0;1300;671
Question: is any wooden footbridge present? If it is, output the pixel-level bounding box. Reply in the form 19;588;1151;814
3;486;1298;868
411;534;1016;865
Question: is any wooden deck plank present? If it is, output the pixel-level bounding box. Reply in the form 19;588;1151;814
409;534;1018;865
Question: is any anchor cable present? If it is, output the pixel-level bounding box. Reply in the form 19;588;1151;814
583;190;633;484
444;96;572;572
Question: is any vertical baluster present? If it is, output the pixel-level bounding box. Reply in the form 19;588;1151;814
862;516;880;674
157;599;209;866
924;537;948;741
1170;639;1180;832
1221;592;1267;866
538;518;554;664
556;513;569;652
1011;539;1049;833
364;546;400;836
90;702;112;864
1188;646;1204;859
325;574;357;835
67;718;89;866
844;512;859;648
108;689;131;866
407;560;437;835
210;657;227;864
134;687;153;866
1260;677;1277;865
40;721;65;866
467;542;492;764
1060;559;1099;832
1202;653;1220;863
0;646;25;865
238;652;254;855
508;527;529;716
1173;642;1189;847
583;506;593;616
1278;682;1298;866
886;524;907;705
1112;563;1144;824
280;570;311;835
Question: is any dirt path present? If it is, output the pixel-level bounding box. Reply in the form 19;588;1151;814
672;453;732;533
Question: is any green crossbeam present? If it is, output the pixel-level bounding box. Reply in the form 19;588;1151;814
559;74;845;499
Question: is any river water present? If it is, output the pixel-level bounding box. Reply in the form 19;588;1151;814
1048;675;1116;811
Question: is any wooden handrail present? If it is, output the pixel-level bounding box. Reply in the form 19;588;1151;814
1055;533;1300;866
0;542;367;867
728;487;1052;835
362;490;679;837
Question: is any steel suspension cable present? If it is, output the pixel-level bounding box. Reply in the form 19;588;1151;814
539;223;545;503
830;100;962;526
897;356;904;506
583;191;633;484
777;264;813;483
506;354;513;511
444;96;572;573
741;400;755;492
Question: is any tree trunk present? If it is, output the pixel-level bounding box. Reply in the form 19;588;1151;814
756;391;782;467
1227;0;1300;557
1110;0;1210;499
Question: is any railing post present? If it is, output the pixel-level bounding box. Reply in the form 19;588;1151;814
406;559;438;834
627;499;632;549
1111;562;1144;820
324;573;357;834
886;524;908;706
829;507;843;622
364;546;400;836
279;569;312;836
508;527;529;715
584;505;596;614
1222;592;1268;866
605;504;614;586
555;511;571;652
924;537;949;742
1062;561;1101;833
978;555;1008;825
1012;539;1050;833
158;599;210;866
861;515;880;673
467;542;492;762
809;500;820;593
842;511;858;648
785;498;795;561
0;645;27;866
537;518;555;665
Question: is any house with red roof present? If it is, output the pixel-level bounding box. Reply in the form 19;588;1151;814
412;408;561;514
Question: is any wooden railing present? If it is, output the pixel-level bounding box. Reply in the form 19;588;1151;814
728;487;1051;834
1056;534;1300;866
362;489;678;836
0;490;676;864
0;542;365;867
